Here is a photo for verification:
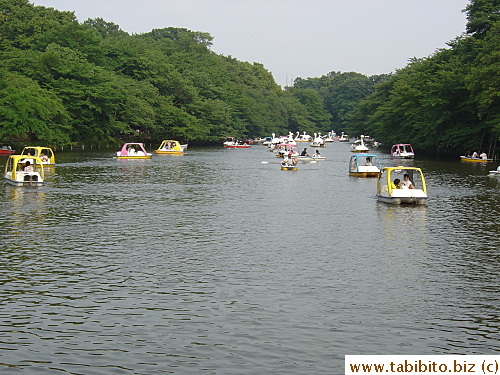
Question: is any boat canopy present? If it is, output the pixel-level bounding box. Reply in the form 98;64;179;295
377;166;426;195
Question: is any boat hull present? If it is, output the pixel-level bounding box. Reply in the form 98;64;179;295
224;145;250;148
115;155;152;159
281;165;298;170
4;176;44;187
376;195;426;205
393;154;414;159
0;150;15;155
154;150;183;155
350;171;381;178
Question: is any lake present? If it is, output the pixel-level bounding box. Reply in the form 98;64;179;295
0;142;498;374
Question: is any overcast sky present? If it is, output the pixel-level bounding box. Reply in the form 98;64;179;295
30;0;470;86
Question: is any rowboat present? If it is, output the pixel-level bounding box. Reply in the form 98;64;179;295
391;144;414;159
115;143;152;159
460;156;493;163
4;155;44;187
223;137;251;148
21;146;55;165
376;166;427;205
349;154;381;177
154;140;186;155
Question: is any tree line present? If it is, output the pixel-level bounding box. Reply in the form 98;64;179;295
0;0;498;156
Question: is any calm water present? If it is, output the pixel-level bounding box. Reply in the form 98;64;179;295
0;143;498;374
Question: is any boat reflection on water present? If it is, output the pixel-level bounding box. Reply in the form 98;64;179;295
4;187;47;237
376;203;429;254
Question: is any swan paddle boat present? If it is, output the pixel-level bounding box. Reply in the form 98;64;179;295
488;166;500;176
115;143;152;159
338;132;349;142
349;154;381;177
376;166;427;205
351;135;369;153
323;132;336;142
391;144;415;159
154;140;185;155
294;132;313;143
4;155;45;187
21;146;55;165
0;145;15;155
310;133;325;147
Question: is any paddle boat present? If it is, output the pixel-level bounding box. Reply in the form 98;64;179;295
115;143;152;159
376;166;427;205
4;155;44;186
0;145;15;155
351;135;369;153
488;166;500;177
280;157;298;171
322;131;336;143
391;143;414;159
154;140;185;155
310;133;325;147
276;143;299;158
338;132;349;142
21;146;55;165
349;154;381;177
294;131;313;143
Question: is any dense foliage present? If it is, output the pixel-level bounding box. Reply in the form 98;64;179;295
0;0;498;155
0;0;330;145
292;0;499;156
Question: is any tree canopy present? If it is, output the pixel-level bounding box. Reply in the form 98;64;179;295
0;0;498;156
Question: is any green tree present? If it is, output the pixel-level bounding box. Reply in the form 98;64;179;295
0;70;70;143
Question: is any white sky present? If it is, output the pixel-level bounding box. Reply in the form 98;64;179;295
30;0;470;86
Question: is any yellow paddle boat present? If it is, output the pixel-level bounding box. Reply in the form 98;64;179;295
21;146;55;165
154;140;186;155
4;155;45;186
377;166;427;205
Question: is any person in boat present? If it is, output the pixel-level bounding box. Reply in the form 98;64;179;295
128;146;136;155
465;150;472;158
365;157;372;166
300;148;309;156
313;150;321;158
391;178;401;189
400;174;415;189
40;152;49;163
23;161;33;172
471;151;479;158
480;152;488;160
